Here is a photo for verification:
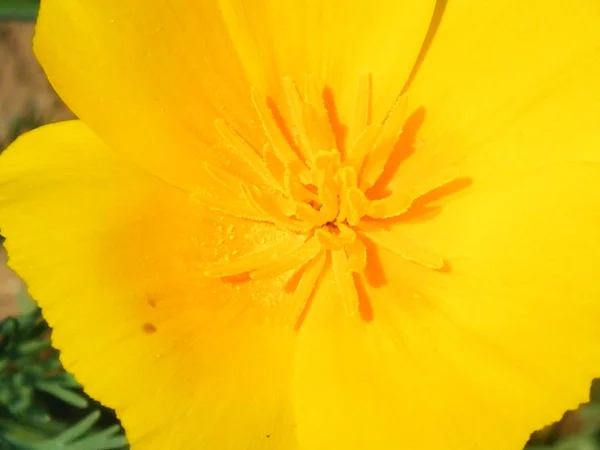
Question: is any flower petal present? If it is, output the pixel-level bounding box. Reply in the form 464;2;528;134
383;0;600;194
35;0;436;187
0;122;300;448
34;1;256;189
292;272;459;449
218;0;436;124
301;162;600;449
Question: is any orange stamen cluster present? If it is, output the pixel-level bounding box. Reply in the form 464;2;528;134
192;74;457;324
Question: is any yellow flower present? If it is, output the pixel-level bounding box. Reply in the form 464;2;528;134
2;0;600;448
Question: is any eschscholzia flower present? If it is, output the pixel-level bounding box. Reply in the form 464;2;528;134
2;0;600;448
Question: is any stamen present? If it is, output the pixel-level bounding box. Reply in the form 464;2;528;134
204;235;307;278
331;249;360;316
362;229;444;269
295;202;328;227
347;73;372;149
242;185;313;233
313;151;341;223
282;77;315;160
368;193;413;219
345;187;371;226
346;124;383;170
335;166;354;222
202;163;243;193
302;75;336;154
410;167;460;201
287;250;327;328
360;94;408;190
203;77;456;326
251;87;311;180
214;119;283;192
315;223;356;251
262;143;286;186
190;165;267;221
191;188;266;222
283;166;318;202
346;237;367;272
336;165;358;189
336;167;369;225
251;235;321;279
368;167;459;219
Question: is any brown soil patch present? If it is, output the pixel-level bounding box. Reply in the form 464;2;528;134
0;21;74;146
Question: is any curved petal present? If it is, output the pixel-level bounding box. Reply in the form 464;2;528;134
218;0;436;124
35;0;436;187
376;0;600;197
0;122;300;448
292;272;460;449
296;162;600;449
34;1;253;189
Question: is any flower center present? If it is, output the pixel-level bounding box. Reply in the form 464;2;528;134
193;74;458;325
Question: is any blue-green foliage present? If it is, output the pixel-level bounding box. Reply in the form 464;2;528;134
0;306;129;450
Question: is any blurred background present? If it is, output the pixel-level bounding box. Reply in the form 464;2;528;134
0;2;599;449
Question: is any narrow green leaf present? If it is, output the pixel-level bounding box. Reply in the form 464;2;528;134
17;338;50;355
35;381;89;409
0;0;39;22
67;424;128;450
52;410;100;445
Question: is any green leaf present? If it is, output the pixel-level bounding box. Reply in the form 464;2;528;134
17;338;51;356
67;424;128;450
4;412;102;449
12;410;127;450
0;0;39;22
35;381;89;409
49;411;101;445
0;309;129;448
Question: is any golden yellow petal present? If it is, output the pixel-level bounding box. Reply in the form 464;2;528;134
0;122;300;449
219;0;436;126
385;0;600;195
293;270;458;449
34;1;255;189
18;2;600;449
327;162;600;449
35;0;436;189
